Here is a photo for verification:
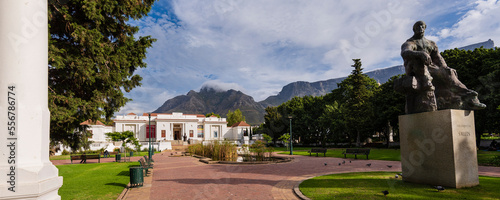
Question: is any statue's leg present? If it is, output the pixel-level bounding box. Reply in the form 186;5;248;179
430;67;485;110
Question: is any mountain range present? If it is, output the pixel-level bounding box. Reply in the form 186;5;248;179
154;65;405;125
154;40;495;125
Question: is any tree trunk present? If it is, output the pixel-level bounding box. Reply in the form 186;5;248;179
386;121;391;149
356;130;361;147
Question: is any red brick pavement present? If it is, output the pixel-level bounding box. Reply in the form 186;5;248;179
145;152;500;200
52;152;500;200
147;153;404;200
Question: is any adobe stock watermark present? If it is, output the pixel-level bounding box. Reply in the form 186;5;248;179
401;127;448;177
340;1;403;64
6;1;47;53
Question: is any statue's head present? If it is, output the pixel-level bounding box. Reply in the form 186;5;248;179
412;21;426;38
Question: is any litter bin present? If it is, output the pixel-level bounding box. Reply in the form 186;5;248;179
115;154;121;162
129;167;143;187
130;151;134;156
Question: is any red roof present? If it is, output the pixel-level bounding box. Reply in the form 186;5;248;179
231;121;251;127
80;119;105;126
127;113;136;115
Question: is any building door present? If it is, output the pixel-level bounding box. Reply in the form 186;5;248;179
174;129;181;140
173;124;182;140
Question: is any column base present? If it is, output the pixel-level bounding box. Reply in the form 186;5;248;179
0;163;63;200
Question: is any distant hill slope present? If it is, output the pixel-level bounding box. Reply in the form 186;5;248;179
153;87;265;125
458;39;494;51
153;40;495;125
260;65;405;107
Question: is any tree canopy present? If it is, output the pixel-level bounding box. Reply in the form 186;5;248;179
261;59;385;147
335;59;380;146
227;109;246;127
441;47;500;139
48;0;156;147
205;112;221;118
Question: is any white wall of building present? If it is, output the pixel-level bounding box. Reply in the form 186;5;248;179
55;112;251;155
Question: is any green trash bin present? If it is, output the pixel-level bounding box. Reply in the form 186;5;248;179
115;154;121;162
129;167;143;187
130;151;134;156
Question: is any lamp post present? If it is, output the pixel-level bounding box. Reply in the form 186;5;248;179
289;116;293;155
148;113;152;163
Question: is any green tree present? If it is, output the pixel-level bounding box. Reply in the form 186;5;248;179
226;109;246;127
278;133;290;149
318;100;347;145
262;106;286;144
205;112;221;118
335;59;379;146
441;47;500;145
369;75;405;147
105;131;139;160
48;0;157;147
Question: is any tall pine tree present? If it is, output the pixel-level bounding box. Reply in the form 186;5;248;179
48;0;156;147
336;59;379;146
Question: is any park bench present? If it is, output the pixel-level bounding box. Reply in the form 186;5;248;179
70;154;101;164
308;148;327;157
138;158;153;176
101;151;118;158
342;149;370;159
144;155;154;163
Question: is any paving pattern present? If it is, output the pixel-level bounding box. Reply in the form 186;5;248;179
51;151;500;200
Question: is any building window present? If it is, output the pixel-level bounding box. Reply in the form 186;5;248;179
161;130;166;138
197;125;203;138
146;125;156;138
214;130;218;138
189;130;194;137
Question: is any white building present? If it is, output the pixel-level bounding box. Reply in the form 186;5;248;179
113;112;229;143
62;112;254;155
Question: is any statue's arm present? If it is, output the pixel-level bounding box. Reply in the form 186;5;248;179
401;41;430;64
430;42;448;68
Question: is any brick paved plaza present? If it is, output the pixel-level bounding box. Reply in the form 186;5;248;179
51;151;500;200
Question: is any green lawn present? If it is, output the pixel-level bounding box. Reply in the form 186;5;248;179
300;172;500;200
478;150;500;166
50;151;159;160
278;148;401;161
57;162;138;200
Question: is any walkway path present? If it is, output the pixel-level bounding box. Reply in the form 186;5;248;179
51;152;500;200
125;152;398;200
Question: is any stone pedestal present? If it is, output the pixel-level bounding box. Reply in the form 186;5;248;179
0;0;63;199
399;109;479;188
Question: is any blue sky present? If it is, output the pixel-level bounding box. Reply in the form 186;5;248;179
118;0;500;115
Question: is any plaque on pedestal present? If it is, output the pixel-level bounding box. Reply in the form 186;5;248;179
399;109;479;188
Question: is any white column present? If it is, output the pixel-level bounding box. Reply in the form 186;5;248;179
0;0;63;199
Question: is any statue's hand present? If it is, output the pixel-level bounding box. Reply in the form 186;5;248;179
421;52;431;65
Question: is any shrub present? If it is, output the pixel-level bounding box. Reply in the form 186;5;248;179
188;141;237;161
248;140;274;161
490;156;500;167
61;149;69;155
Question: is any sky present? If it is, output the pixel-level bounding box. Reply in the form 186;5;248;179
117;0;500;116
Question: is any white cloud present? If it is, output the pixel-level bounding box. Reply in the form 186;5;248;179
200;80;246;93
120;0;495;115
437;0;500;49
